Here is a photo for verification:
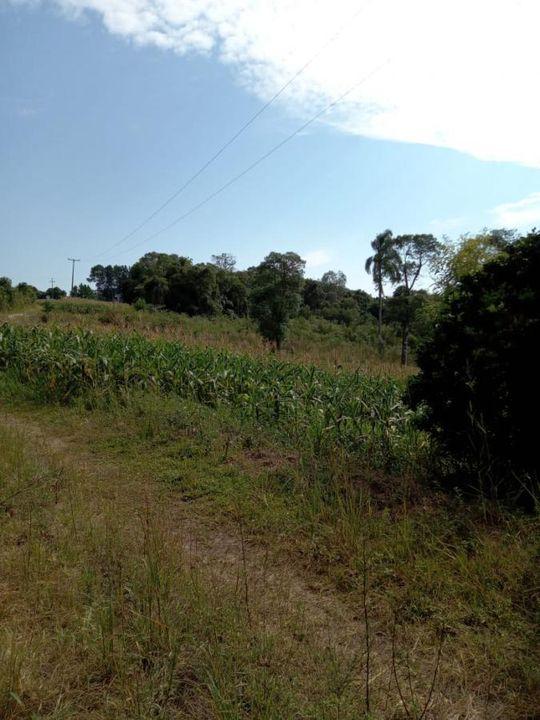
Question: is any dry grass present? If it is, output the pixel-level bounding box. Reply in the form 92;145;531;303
0;397;537;719
0;304;536;718
0;417;364;719
0;298;414;379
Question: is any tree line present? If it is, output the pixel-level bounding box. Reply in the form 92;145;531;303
3;228;538;501
79;229;512;364
2;228;517;366
82;250;395;353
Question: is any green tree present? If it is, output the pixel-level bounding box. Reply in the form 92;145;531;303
168;264;221;315
386;287;430;361
408;231;540;505
87;264;129;301
123;253;191;306
319;270;347;307
46;286;67;300
320;270;347;288
250;252;305;349
16;283;38;304
143;275;170;306
364;230;401;352
303;274;371;327
302;279;325;314
122;252;248;316
434;229;514;291
211;253;236;272
216;270;248;316
1;279;39;309
0;277;14;310
393;233;441;365
71;284;96;299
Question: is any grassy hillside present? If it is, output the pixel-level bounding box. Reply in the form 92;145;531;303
0;298;412;378
0;308;537;719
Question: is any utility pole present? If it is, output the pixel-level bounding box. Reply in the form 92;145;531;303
68;258;80;295
50;278;55;290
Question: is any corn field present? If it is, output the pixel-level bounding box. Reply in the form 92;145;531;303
0;324;424;467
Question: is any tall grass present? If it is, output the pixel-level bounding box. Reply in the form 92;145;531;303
0;324;424;469
0;423;370;719
16;298;412;377
1;322;538;718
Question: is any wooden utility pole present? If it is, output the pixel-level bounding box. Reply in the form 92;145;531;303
68;258;80;295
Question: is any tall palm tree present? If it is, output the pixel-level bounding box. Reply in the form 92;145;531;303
365;230;401;352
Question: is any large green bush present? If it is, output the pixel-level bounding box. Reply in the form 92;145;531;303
408;232;540;505
0;278;37;310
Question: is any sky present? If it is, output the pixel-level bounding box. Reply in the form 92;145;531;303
1;0;540;293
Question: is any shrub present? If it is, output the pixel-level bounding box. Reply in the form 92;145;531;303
408;232;540;505
134;297;148;312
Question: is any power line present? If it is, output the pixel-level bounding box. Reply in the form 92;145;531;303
105;61;388;260
87;1;373;261
101;60;389;262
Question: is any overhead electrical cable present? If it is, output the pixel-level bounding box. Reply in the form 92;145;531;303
86;1;374;261
101;60;390;261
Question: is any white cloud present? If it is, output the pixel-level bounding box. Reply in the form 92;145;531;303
491;191;540;228
304;248;331;271
428;217;467;235
10;0;540;166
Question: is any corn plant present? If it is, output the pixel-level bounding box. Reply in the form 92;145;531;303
0;324;423;468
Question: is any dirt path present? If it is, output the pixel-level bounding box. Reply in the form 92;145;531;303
5;312;30;320
1;409;362;645
0;407;498;719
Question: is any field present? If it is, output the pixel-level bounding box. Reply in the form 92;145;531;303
0;300;537;719
1;299;413;378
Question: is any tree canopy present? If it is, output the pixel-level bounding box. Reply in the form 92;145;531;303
211;253;236;272
250;252;305;348
365;230;402;350
408;231;540;505
87;264;129;301
434;230;515;291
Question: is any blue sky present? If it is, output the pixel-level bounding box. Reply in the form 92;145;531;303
1;0;539;293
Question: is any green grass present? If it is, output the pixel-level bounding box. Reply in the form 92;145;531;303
0;314;538;718
0;323;424;469
3;297;412;377
1;390;538;718
0;419;373;719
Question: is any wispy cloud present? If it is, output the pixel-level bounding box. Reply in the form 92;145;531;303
9;0;540;166
16;100;40;117
491;191;540;228
428;216;467;235
0;95;41;118
304;248;331;271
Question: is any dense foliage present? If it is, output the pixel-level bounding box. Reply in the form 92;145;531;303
249;252;305;348
302;275;372;326
433;229;515;291
0;277;38;310
99;253;250;317
4;228;512;370
71;283;97;299
82;236;446;354
409;232;540;504
87;264;129;301
86;252;383;348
